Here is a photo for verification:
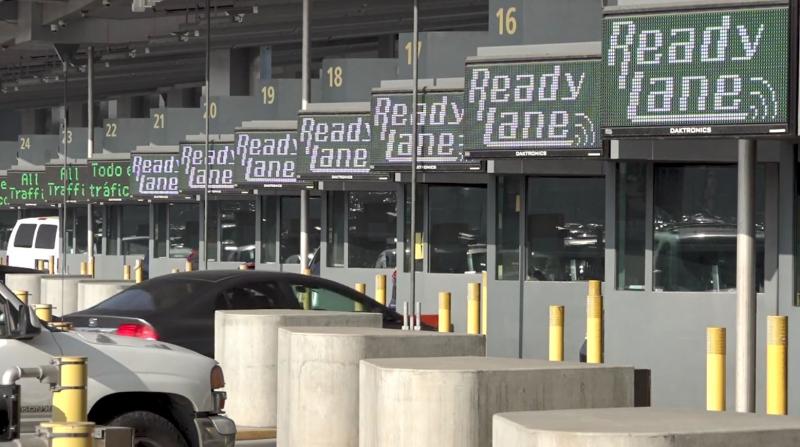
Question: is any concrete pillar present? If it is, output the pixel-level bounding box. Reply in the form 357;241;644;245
0;110;21;140
215;310;382;428
19;109;47;134
493;408;800;446
360;357;635;447
5;273;49;305
77;280;133;310
209;48;252;96
276;327;485;447
40;275;90;315
165;87;198;108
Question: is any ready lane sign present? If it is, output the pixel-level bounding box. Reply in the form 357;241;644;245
233;130;298;185
603;4;791;137
297;111;372;179
463;56;602;158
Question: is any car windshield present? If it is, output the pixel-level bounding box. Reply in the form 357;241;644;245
91;280;207;312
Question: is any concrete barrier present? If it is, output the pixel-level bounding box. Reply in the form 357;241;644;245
77;280;133;310
277;327;485;447
40;275;90;315
214;310;383;428
493;407;800;446
360;357;635;447
4;273;48;305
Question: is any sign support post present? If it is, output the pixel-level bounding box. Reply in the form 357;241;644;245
409;0;419;313
736;138;756;413
299;0;311;273
87;45;94;263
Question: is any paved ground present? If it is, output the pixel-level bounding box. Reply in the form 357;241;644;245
236;440;276;446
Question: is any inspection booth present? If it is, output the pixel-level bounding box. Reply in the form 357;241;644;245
293;102;396;291
366;77;489;327
234;120;319;273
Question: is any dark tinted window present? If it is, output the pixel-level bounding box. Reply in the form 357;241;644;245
92;280;208;312
214;282;289;310
35;224;57;249
289;283;380;313
13;224;36;248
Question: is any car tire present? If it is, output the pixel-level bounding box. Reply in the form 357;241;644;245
109;411;189;447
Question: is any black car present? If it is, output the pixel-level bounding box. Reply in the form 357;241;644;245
64;270;418;357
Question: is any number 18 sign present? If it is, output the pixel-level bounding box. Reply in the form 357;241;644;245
603;4;790;137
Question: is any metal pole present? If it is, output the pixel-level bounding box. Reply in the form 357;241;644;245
409;0;419;311
62;60;68;277
299;0;311;271
86;46;94;261
735;138;756;413
203;0;211;270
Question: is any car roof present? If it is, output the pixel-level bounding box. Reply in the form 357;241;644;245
144;270;330;285
16;216;59;224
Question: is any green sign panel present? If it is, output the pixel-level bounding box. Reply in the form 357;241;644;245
603;6;789;136
7;171;45;206
0;177;10;207
42;164;88;203
87;160;132;202
464;59;601;157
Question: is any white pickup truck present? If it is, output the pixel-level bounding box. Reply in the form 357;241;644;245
0;280;235;447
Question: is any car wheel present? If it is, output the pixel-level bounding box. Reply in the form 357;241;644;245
109;411;189;447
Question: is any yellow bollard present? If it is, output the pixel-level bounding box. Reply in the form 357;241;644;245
36;259;44;271
239;264;248;270
38;422;95;447
549;305;564;362
79;262;87;276
50;322;74;332
87;257;95;277
123;264;131;281
481;271;488;335
185;259;193;272
354;283;366;311
767;315;788;415
34;304;52;322
14;290;29;305
49;255;55;275
171;268;180;273
586;280;603;364
438;292;451;333
303;267;311;275
134;259;143;284
467;282;480;335
51;356;88;423
302;287;311;310
375;274;387;306
707;327;726;411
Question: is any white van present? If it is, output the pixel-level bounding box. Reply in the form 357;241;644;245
6;216;60;269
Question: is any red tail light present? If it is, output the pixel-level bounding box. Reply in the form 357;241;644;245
115;323;159;340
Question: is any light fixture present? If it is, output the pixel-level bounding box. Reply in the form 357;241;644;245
233;13;244;23
58;19;66;28
193;29;200;37
105;61;110;68
102;0;111;6
50;23;59;32
144;47;150;54
128;49;136;58
252;5;259;14
80;9;88;18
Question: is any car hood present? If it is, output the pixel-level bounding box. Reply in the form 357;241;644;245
50;329;219;412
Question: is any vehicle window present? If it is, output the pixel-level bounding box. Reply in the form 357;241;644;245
13;224;36;248
92;280;207;312
34;224;57;249
289;284;377;313
214;282;284;311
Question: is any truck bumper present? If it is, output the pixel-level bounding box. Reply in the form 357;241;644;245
195;415;236;447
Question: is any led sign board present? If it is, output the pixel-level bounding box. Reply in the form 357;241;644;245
297;113;371;179
131;152;182;198
7;170;44;206
0;177;10;207
233;131;298;185
178;143;237;192
463;58;601;157
371;90;468;168
603;5;790;136
42;164;88;203
88;160;132;201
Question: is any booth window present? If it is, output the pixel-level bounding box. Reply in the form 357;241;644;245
653;164;764;292
348;191;396;268
280;196;320;264
496;176;522;280
429;185;487;274
0;210;17;251
616;163;646;290
167;203;199;259
327;192;346;267
65;205;87;254
403;186;424;272
154;204;167;258
260;196;278;263
527;177;605;281
213;200;255;263
120;204;148;255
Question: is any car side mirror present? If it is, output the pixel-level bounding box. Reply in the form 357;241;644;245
0;384;20;441
12;305;41;340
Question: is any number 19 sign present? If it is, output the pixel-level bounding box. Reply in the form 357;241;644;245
603;5;790;136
